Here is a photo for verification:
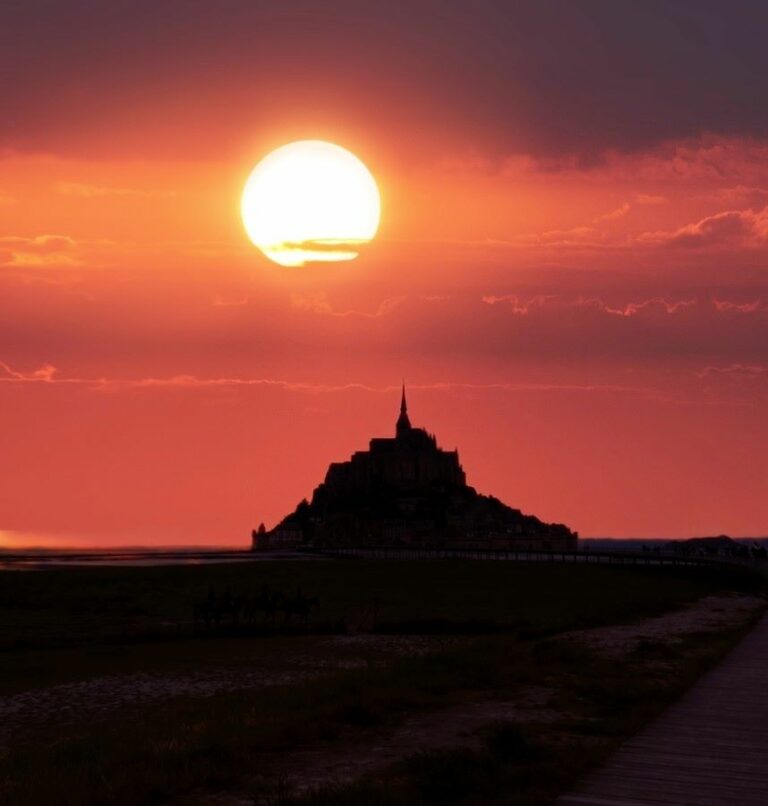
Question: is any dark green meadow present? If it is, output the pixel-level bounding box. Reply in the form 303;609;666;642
0;559;763;805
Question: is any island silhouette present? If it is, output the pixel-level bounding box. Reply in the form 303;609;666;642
254;386;576;552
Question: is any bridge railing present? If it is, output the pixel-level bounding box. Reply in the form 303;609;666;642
300;545;765;571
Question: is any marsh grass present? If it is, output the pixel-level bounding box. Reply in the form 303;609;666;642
276;622;760;806
0;561;762;804
1;619;760;806
0;561;757;648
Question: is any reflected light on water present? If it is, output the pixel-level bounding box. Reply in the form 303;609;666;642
0;530;66;550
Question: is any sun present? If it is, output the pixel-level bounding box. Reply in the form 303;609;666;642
241;140;381;267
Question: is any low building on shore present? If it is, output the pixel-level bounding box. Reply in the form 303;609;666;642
251;522;303;551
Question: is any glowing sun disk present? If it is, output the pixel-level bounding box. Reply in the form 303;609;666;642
241;140;381;267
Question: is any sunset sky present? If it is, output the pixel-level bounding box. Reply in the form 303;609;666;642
2;1;768;547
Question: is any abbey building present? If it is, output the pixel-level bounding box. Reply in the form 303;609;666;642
254;387;576;552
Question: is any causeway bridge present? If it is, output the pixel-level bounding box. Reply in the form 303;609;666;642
303;545;765;573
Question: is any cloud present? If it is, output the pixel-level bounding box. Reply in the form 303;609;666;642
695;363;768;380
635;194;668;205
713;185;768;204
211;294;249;307
484;295;768;320
4;252;82;267
0;234;82;267
595;203;631;222
711;298;766;313
0;361;667;400
2;288;766;395
3;360;761;409
54;182;174;198
480;294;557;314
515;226;606;249
0;361;58;381
629;139;768;182
0;362;380;392
488;137;744;182
0;365;418;395
0;235;77;251
465;294;768;369
290;293;405;318
4;5;768;161
581;298;697;317
693;364;768;396
639;207;768;249
481;295;700;318
519;136;768;184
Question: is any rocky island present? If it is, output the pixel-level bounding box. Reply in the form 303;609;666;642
254;387;577;552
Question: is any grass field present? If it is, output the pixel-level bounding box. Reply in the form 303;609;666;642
0;558;757;647
0;560;763;804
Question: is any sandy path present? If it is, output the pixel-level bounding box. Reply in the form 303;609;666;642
0;635;455;747
269;689;557;795
0;667;325;745
564;593;763;656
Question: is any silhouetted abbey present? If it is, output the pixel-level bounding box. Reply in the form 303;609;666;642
253;387;576;551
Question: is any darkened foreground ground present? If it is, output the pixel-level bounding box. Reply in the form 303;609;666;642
0;560;763;805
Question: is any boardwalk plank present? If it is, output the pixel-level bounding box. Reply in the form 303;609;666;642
605;756;768;777
590;769;768;793
559;612;768;806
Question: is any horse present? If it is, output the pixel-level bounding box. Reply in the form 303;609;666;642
193;586;222;630
281;589;319;628
244;586;283;625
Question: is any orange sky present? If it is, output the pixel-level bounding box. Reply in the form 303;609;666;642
2;3;767;546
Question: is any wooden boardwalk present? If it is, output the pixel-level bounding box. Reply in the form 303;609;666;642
559;612;768;806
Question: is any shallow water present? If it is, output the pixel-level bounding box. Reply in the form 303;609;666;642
0;549;312;570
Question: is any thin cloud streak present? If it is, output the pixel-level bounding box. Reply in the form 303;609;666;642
0;361;707;404
480;295;762;317
290;293;406;318
54;182;175;198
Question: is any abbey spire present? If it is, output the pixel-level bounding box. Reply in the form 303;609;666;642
396;382;412;438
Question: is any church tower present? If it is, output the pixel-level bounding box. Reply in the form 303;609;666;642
396;383;412;438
